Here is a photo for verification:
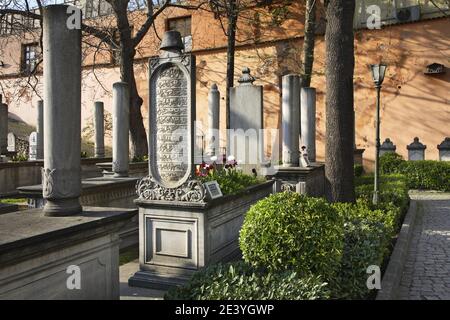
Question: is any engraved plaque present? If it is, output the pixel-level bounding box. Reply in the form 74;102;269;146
149;56;195;189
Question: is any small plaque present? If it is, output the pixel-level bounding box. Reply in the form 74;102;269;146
204;181;223;199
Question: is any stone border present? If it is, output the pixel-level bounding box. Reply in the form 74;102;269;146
376;199;418;300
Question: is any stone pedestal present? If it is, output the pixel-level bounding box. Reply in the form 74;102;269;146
112;83;130;177
0;207;136;299
42;5;82;216
129;181;274;289
207;84;220;156
0;101;7;155
263;163;325;197
300;87;316;162
36;100;44;160
437;137;450;161
380;138;396;156
229;68;264;166
407;137;426;161
281;74;300;167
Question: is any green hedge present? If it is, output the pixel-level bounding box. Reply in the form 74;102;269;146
239;192;344;282
379;153;450;191
331;174;410;299
164;262;330;300
201;169;263;195
332;202;392;299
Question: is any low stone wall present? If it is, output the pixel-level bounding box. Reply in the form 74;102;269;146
18;177;140;250
0;158;112;197
0;207;137;299
129;180;274;289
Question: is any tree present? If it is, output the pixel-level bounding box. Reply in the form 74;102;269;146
300;0;316;87
324;0;356;203
0;0;205;158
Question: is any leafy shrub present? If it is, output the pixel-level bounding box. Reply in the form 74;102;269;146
403;161;450;192
239;192;344;281
379;153;450;191
165;261;330;300
331;174;410;299
354;164;364;177
333;209;389;299
131;155;148;163
379;152;405;175
201;169;264;196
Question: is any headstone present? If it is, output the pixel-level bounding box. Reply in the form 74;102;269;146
29;132;37;160
7;132;16;152
36;100;44;159
300;87;316;162
281;74;300;167
147;30;196;190
112;83;129;177
300;146;311;167
229;67;264;165
94;101;105;158
407;137;426;161
438;137;450;161
380;138;396;156
0;98;7;155
207;83;220;156
42;5;82;216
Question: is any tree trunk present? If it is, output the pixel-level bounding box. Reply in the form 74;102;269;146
300;0;316;87
225;0;237;131
113;2;148;159
325;0;356;203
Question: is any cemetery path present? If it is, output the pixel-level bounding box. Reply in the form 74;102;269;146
397;191;450;300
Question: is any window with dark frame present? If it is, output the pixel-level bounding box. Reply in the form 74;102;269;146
22;43;40;74
167;16;192;52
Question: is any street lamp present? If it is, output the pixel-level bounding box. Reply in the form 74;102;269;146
370;63;387;205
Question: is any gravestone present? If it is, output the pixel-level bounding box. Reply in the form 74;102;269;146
300;87;316;162
42;4;82;215
407;137;426;161
380;138;396;156
36;100;44;159
142;30;199;197
229;68;264;166
29;132;37;160
94;101;105;158
0;98;7;155
437;137;450;161
7;132;16;153
281;74;300;167
112;85;129;177
207;83;220;157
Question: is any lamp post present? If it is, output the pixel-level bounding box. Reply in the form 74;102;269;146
370;64;387;205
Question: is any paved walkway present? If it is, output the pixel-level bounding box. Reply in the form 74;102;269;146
398;191;450;300
119;259;166;300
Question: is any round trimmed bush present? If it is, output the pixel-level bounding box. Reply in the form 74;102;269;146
239;192;344;281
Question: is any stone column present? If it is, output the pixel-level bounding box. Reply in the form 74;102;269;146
112;82;129;177
36;100;44;159
0;98;7;155
94;101;105;158
207;84;220;156
300;87;316;162
42;5;82;216
281;74;300;167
